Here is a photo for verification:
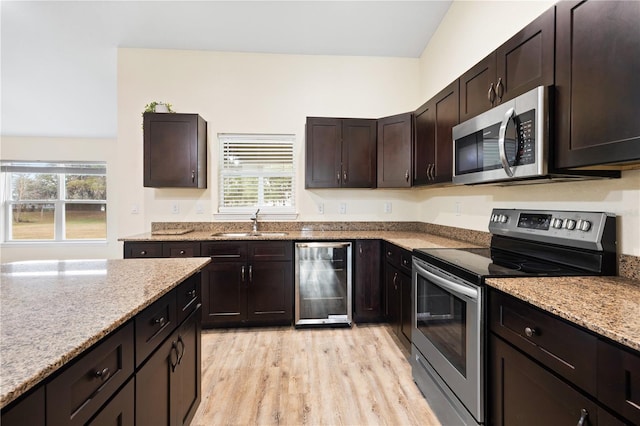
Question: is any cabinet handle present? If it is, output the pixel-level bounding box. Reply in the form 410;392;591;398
524;326;536;337
496;77;504;101
177;336;185;365
187;289;196;298
359;245;363;255
387;251;393;257
577;408;588;426
337;171;341;182
249;265;253;282
393;272;398;290
179;250;186;255
140;250;147;256
191;170;195;183
241;265;245;282
154;316;166;327
488;82;496;103
94;367;111;382
170;341;179;372
343;171;347;182
404;170;409;182
428;164;435;180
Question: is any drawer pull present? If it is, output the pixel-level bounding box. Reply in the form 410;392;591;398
576;408;588;426
140;250;147;255
179;250;186;255
170;341;180;372
94;367;111;381
154;317;166;327
524;327;537;337
177;336;186;365
187;289;196;298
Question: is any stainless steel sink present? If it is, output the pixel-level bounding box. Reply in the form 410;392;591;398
211;231;289;237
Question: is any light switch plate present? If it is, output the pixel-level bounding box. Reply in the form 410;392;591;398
339;203;347;214
171;202;180;214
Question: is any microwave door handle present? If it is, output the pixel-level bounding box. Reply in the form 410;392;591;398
413;261;479;301
498;107;516;177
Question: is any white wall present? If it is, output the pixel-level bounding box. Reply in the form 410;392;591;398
116;49;422;239
415;0;640;256
0;136;121;262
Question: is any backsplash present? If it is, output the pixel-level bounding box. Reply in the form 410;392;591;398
150;221;638;281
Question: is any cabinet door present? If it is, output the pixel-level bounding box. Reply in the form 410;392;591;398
201;261;247;325
490;335;599;426
432;80;459;184
144;113;206;188
385;264;401;334
598;339;640;425
377;113;413;188
399;270;412;347
413;99;435;186
354;240;382;322
305;117;342;188
87;378;134;426
343;118;377;188
495;7;554;104
174;309;202;426
459;53;496;122
413;81;458;186
555;0;640;168
246;260;293;323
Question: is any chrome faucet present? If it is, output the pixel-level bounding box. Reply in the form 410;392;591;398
251;208;260;233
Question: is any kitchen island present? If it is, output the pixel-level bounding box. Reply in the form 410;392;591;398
0;257;210;423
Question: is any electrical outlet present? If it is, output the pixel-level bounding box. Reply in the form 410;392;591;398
384;202;392;214
196;202;204;214
455;201;462;216
339;203;347;214
171;202;180;214
318;202;324;214
131;204;139;214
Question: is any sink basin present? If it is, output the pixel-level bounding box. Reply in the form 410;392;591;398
211;231;289;237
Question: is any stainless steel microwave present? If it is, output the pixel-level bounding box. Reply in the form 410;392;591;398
452;86;550;185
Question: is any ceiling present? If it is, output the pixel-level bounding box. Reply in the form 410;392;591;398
1;1;452;139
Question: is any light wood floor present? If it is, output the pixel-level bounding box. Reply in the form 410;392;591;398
191;324;441;426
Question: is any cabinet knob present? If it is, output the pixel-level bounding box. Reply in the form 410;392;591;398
191;170;195;182
179;250;186;255
187;289;196;298
95;367;111;381
154;316;166;327
496;77;504;100
488;82;496;103
405;170;409;181
140;250;147;255
524;326;536;337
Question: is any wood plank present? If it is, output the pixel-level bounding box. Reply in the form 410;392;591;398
192;324;441;425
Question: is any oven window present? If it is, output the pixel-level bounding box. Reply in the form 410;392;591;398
416;275;467;376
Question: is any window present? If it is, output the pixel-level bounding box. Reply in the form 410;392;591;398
218;134;295;216
1;161;107;242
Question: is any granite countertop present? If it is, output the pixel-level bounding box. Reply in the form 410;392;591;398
120;230;483;252
486;275;640;352
0;257;211;409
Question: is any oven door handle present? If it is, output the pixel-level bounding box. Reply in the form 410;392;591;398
414;261;479;300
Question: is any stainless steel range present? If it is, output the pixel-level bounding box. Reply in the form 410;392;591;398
411;208;617;425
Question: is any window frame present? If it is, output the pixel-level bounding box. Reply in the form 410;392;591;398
1;161;107;243
216;133;297;219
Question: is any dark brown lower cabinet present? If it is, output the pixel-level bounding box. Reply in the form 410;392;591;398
87;379;134;426
136;307;201;426
353;240;383;322
490;335;599;426
0;387;45;426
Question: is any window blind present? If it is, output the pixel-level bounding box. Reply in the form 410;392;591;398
219;134;295;212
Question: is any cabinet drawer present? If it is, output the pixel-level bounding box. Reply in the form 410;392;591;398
489;290;597;395
177;273;201;324
201;242;247;261
384;242;401;267
399;251;412;273
87;378;134;426
163;242;201;258
46;322;134;426
124;242;162;258
249;241;292;261
598;339;640;425
135;289;177;366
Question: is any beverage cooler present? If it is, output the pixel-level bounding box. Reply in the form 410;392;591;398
294;242;352;327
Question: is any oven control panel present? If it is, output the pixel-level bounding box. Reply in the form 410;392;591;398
489;209;615;251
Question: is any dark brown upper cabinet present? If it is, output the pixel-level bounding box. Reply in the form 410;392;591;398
305;117;377;188
377;112;414;188
554;0;640;169
459;7;555;122
413;80;459;186
143;113;207;188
